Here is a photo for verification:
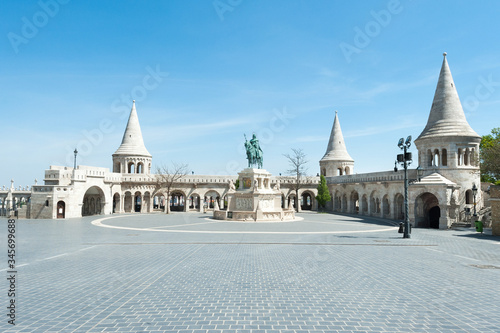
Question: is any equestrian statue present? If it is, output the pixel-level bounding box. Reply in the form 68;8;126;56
244;134;263;169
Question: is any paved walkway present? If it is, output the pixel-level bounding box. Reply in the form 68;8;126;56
1;212;499;332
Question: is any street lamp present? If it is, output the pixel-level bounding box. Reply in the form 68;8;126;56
472;183;478;219
73;148;78;169
396;135;413;239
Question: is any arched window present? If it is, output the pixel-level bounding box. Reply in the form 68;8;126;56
128;162;135;174
433;149;440;166
345;166;350;175
442;149;448;166
464;148;470;166
114;162;121;173
337;168;343;176
321;168;326;176
458;148;463;166
137;163;144;174
465;190;472;204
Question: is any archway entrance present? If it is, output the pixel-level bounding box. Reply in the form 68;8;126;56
170;192;185;212
57;201;65;219
189;194;200;211
351;191;359;214
134;192;142;212
205;191;220;210
113;193;120;213
301;192;313;210
415;192;440;228
82;186;105;216
429;206;441;229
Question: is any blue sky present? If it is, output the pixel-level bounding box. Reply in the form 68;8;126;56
2;0;500;187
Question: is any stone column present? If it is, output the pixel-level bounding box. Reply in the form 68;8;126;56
439;204;449;229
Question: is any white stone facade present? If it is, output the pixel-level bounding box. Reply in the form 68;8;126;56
0;54;483;229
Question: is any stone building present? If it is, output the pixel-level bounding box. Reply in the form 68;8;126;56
1;100;319;219
323;53;482;228
0;53;483;228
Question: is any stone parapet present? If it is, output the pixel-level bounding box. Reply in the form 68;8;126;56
490;185;500;236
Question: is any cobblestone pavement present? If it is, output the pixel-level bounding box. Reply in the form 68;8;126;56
1;212;499;332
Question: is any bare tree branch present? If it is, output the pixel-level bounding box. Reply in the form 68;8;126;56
283;148;308;211
154;162;189;214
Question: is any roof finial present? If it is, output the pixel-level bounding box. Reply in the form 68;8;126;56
335;110;338;114
443;52;447;57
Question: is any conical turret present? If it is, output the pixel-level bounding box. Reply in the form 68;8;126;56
114;101;151;157
416;53;479;140
414;53;481;179
319;111;354;176
112;101;152;174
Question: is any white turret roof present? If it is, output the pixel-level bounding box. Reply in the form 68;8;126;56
416;53;480;141
113;101;151;157
320;111;353;162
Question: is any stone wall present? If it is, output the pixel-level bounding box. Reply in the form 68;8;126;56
490;185;500;236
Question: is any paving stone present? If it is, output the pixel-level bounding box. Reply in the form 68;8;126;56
0;212;499;332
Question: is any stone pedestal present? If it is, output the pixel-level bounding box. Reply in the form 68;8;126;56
213;168;295;222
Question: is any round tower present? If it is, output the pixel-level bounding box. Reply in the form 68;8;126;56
414;53;481;215
112;101;152;174
319;111;354;177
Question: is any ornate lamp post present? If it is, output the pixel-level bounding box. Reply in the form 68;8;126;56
396;136;413;239
472;183;478;219
73;148;78;169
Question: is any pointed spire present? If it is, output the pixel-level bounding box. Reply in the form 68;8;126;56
113;101;151;157
320;111;353;162
416;53;479;140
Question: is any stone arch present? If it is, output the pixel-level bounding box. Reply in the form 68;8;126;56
414;192;440;228
287;193;298;211
394;193;404;220
82;186;105;216
56;200;65;219
189;193;201;210
369;190;380;215
127;162;135;174
321;168;326;176
350;191;359;214
301;190;314;210
345;166;351;175
170;190;186;212
137;162;144;174
143;191;151;213
361;194;368;215
465;189;473;204
205;190;221;209
113;192;120;213
433;149;440;166
442;148;448;166
124;191;133;213
153;192;166;211
134;191;142;212
382;194;390;218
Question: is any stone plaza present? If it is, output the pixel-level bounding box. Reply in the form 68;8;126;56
1;212;499;332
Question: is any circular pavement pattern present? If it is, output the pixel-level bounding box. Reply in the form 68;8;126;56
91;212;398;234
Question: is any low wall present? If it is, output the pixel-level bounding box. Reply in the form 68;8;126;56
490;185;500;236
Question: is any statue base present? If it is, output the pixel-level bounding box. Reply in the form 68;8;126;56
213;168;295;222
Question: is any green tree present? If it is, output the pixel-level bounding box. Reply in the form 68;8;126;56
480;128;500;184
316;175;331;211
